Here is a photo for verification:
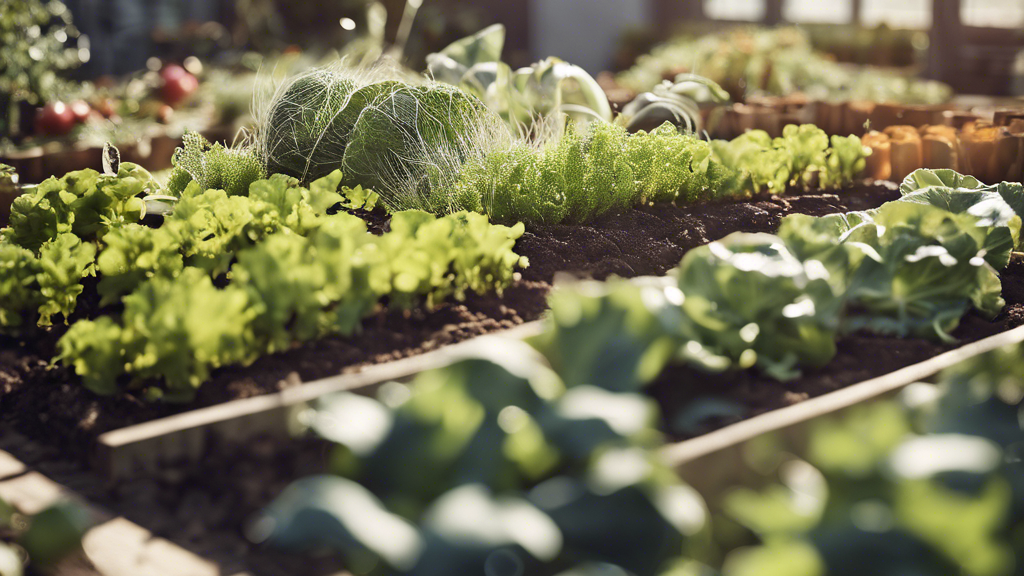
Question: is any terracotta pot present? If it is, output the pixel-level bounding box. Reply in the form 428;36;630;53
900;105;952;129
883;125;923;182
147;135;179;171
869;103;904;132
918;125;960;171
942;110;983;130
732;104;780;137
862;131;892;181
992;133;1024;184
993;109;1024;128
1006;118;1024;135
959;126;1010;184
40;143;103;180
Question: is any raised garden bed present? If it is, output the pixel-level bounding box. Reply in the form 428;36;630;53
0;180;901;456
3;176;1023;575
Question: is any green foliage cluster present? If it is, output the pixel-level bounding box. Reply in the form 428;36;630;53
57;173;524;402
615;26;952;105
258;198;1024;575
710;125;869;193
0;162;525;402
540;235;843;383
260;64;872;228
1;496;89;576
721;341;1024;576
166;132;266;197
259;340;710;576
457;122;867;227
426;24;614;131
539;168;1022;382
780;168;1024;341
0;1;83;137
0;162;154;332
259;68;510;215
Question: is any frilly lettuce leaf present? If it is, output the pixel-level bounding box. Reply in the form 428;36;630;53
675;233;842;380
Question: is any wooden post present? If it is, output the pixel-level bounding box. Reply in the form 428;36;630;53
928;0;965;85
765;0;783;25
652;0;705;36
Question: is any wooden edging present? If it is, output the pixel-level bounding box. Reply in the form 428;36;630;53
94;321;547;479
0;449;225;576
660;323;1024;499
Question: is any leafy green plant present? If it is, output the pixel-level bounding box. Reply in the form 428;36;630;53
0;163;17;222
257;340;710;576
620;74;731;135
166;131;265;197
779;201;1005;341
672;233;841;380
721;340;1024;576
459;121;752;226
258;66;512;215
711;125;870;194
1;497;90;576
427;24;613;132
898;168;1024;254
534;169;1016;386
0;163;161;330
51;168;526;401
3;162;154;252
615;26;951;105
0;242;42;333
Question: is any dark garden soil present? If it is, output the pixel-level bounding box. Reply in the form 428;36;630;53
4;178;1023;576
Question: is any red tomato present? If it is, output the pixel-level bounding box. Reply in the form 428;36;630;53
69;100;92;123
160;64;188;82
34;102;77;136
160;72;199;106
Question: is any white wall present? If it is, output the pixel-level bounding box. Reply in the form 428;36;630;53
530;0;651;73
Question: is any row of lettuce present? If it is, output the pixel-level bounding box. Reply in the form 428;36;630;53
0;161;526;402
536;169;1021;384
252;281;1024;576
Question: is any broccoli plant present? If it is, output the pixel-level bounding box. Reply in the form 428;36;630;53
166;131;265;198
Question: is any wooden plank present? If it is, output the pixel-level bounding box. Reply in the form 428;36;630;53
95;322;547;479
0;450;26;480
83;518;218;576
661;323;1024;499
0;451;219;576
